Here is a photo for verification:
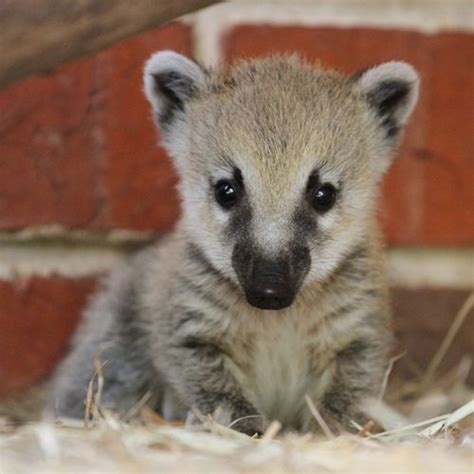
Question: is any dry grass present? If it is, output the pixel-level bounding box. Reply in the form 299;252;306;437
1;293;473;473
0;393;472;474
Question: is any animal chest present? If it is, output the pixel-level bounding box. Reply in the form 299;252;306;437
228;309;338;427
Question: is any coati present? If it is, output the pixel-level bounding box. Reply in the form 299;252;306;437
48;51;419;435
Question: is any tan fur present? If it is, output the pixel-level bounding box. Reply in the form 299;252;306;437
140;226;391;429
47;53;419;434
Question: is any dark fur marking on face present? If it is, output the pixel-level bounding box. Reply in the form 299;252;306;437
293;205;317;236
306;170;320;192
231;238;254;280
298;170;339;233
289;244;311;285
226;199;252;238
233;167;244;188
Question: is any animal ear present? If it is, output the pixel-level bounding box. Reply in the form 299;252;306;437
355;61;419;140
143;51;207;131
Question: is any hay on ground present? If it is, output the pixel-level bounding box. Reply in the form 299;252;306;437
1;293;473;473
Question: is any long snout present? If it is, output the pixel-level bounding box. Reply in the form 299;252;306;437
232;244;310;310
245;258;294;309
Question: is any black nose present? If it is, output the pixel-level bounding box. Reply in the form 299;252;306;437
232;243;310;311
246;283;295;310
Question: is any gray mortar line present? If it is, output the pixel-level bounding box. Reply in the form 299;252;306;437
0;239;473;289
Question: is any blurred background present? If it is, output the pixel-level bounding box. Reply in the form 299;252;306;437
0;0;472;398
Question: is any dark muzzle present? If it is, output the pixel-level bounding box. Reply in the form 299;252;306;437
232;244;310;311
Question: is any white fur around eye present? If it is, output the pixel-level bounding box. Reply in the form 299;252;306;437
317;209;339;230
213;207;231;225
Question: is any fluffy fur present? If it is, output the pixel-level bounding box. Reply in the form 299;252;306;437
49;52;419;435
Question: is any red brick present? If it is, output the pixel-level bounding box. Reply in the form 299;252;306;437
223;26;474;245
421;34;474;245
0;280;471;397
1;23;472;243
0;277;97;396
0;22;189;232
97;23;188;231
0;58;101;229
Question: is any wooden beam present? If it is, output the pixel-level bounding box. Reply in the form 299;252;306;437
0;0;220;89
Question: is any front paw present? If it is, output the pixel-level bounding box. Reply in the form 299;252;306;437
229;414;265;437
213;404;265;437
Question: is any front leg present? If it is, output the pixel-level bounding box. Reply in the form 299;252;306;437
161;337;265;436
305;334;389;433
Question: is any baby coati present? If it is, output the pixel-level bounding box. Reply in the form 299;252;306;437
49;51;419;435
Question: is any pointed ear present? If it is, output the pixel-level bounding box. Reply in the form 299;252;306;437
143;51;207;131
355;61;419;140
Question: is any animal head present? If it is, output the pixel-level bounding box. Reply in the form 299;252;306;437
144;52;419;310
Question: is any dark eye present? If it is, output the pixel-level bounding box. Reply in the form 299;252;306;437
215;180;238;209
312;183;337;212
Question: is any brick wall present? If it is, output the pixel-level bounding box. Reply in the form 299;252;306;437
1;1;473;396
